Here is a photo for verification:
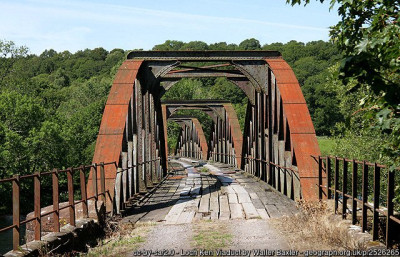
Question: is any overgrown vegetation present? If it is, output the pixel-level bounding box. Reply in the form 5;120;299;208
271;200;367;251
82;222;152;257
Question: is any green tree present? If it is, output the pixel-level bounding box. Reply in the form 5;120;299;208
288;0;400;163
0;40;29;86
238;38;261;50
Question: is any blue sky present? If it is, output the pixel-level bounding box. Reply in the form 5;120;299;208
0;0;340;54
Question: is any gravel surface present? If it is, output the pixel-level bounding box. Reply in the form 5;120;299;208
129;219;289;256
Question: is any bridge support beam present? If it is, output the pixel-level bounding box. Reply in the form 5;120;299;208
170;117;208;160
162;100;243;168
88;51;321;214
87;60;168;213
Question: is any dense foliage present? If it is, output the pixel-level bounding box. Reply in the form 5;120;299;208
289;0;400;163
288;0;400;206
0;41;126;212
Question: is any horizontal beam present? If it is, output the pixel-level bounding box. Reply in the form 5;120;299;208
161;99;231;105
127;51;281;61
168;116;197;121
162;70;246;79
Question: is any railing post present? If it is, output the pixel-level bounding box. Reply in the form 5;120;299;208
342;159;348;219
79;165;88;218
34;172;41;241
326;157;331;199
100;162;106;205
12;174;20;251
67;168;75;227
386;170;394;247
92;164;98;200
352;159;357;225
334;157;339;214
361;161;368;232
318;156;323;200
52;169;59;232
372;163;380;240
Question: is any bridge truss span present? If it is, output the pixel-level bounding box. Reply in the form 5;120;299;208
162;100;243;168
90;51;320;214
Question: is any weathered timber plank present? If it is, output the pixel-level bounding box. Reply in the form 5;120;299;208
231;185;248;194
164;199;188;224
242;202;259;219
210;192;219;220
228;193;238;204
219;195;230;220
264;204;281;218
237;193;251;203
249;193;259;199
177;211;196;224
224;186;236;194
251;198;265;209
257;209;270;219
198;195;210;213
229;203;244;219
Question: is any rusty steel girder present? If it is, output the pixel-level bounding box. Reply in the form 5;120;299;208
162;100;243;168
89;51;320;214
168;116;208;160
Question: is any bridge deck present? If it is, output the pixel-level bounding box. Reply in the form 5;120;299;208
122;158;298;224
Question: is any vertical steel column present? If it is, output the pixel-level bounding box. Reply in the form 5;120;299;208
150;94;158;184
80;166;88;218
34;172;41;241
261;93;267;181
222;110;227;164
12;175;20;251
135;79;146;192
267;69;273;184
127;98;134;198
52;170;60;232
257;92;262;178
145;91;153;187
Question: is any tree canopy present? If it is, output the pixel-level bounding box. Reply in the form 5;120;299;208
288;0;400;165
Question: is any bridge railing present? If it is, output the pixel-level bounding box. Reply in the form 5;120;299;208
243;156;301;199
315;155;400;247
0;162;116;251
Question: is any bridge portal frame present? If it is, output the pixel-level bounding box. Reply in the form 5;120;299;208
167;116;208;160
162;100;243;167
89;51;320;213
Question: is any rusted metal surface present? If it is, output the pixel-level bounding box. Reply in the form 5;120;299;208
88;60;143;211
0;163;115;251
264;58;320;200
67;168;75;227
127;50;282;60
12;175;20;251
34;172;41;241
79;166;89;218
162;100;243;167
52;170;60;232
88;51;319;214
317;155;400;247
168;116;208;160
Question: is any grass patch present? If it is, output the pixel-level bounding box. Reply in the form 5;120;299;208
199;167;209;173
192;221;232;250
317;136;335;156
